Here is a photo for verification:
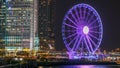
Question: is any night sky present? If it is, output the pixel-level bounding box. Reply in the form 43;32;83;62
55;0;120;51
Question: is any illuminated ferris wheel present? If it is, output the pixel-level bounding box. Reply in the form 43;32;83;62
62;3;103;58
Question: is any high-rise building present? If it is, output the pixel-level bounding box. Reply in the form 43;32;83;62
0;0;7;49
0;0;56;52
0;0;39;52
38;0;56;50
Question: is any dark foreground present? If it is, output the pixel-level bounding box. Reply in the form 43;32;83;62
39;65;120;68
37;61;117;66
0;59;118;68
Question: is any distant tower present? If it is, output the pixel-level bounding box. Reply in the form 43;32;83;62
38;0;56;50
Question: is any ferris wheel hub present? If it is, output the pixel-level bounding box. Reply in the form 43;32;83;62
83;26;89;34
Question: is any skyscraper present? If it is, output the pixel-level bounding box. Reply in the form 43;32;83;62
0;0;6;49
0;0;39;52
38;0;55;50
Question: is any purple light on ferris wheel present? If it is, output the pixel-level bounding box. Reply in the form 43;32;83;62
62;3;103;59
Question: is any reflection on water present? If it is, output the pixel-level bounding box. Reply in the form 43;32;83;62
63;65;105;68
72;65;95;68
62;65;106;68
38;65;120;68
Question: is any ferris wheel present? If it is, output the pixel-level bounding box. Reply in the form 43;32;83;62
62;3;103;58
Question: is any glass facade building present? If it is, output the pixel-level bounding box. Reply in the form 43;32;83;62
0;0;7;49
0;0;39;52
0;0;56;52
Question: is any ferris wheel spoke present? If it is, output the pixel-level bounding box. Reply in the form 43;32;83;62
65;41;72;51
79;8;83;20
66;16;78;26
87;35;97;48
63;23;77;29
66;35;78;47
84;36;91;53
65;33;77;39
86;35;94;53
87;14;94;23
88;33;99;40
80;40;84;55
64;30;76;32
88;18;98;26
84;11;91;23
90;30;101;34
90;25;99;29
67;47;72;51
72;35;79;51
71;13;79;23
74;8;80;22
83;7;86;20
75;35;83;51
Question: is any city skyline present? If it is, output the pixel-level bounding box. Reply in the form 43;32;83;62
0;0;120;67
0;0;120;51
